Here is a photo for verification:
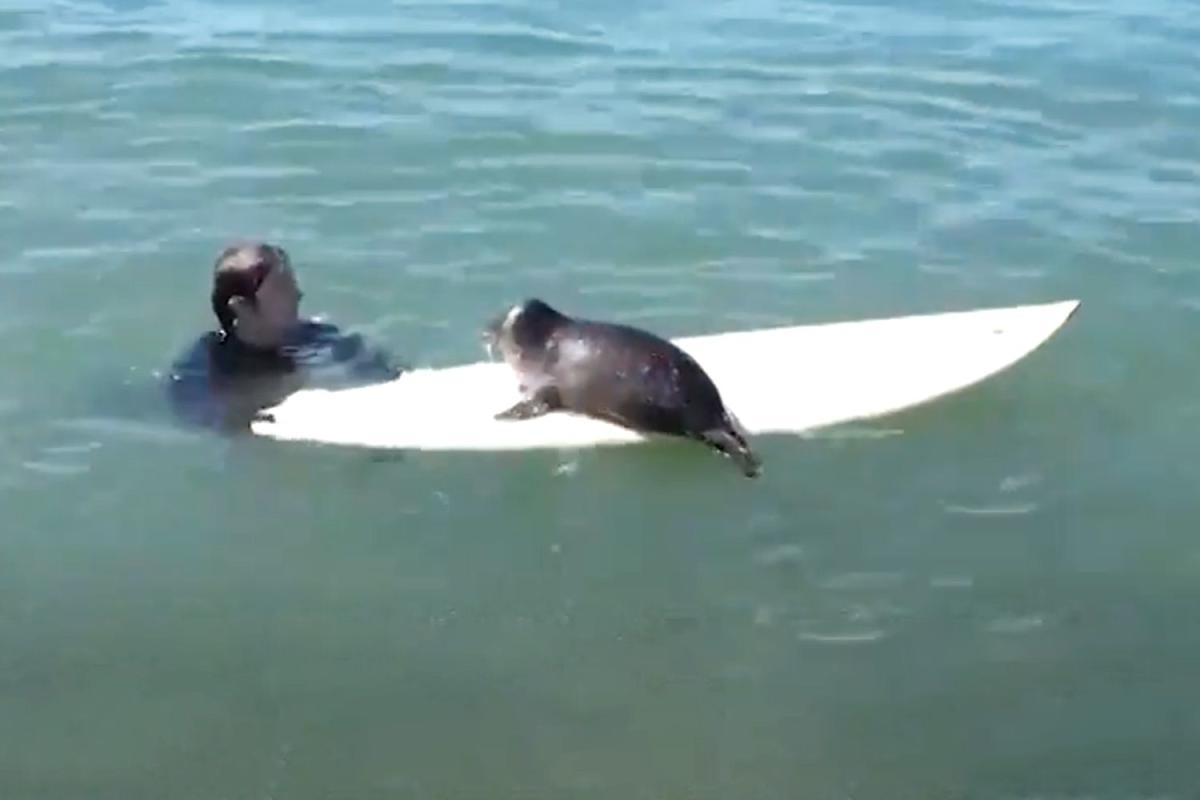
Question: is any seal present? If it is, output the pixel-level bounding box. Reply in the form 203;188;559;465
482;298;762;478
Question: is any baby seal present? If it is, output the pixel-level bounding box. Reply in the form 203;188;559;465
482;298;762;478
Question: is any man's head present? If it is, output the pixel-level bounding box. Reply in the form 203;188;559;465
210;241;303;349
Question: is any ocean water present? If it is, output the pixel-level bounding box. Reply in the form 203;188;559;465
3;0;1200;797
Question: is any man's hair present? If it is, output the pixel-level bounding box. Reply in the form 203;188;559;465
209;242;290;335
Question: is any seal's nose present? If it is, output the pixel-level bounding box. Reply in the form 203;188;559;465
481;313;504;359
482;311;505;339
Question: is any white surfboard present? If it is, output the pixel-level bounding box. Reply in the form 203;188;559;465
250;299;1080;451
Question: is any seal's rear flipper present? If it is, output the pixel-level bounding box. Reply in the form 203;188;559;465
701;426;762;479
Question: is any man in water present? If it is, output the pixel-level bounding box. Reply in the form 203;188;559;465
166;241;402;432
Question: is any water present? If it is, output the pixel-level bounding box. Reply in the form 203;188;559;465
2;0;1199;797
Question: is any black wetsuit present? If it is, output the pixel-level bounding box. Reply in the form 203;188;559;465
166;320;402;433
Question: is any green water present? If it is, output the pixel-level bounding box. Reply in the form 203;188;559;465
3;1;1200;797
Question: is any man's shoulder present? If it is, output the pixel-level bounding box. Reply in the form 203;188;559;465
170;330;295;379
167;331;222;378
163;331;237;430
292;319;405;382
295;319;342;340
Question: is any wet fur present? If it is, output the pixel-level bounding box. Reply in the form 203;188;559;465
484;299;762;478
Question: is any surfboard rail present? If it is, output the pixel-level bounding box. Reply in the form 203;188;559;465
250;299;1080;452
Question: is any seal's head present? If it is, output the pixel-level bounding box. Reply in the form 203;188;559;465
210;241;303;350
482;298;568;365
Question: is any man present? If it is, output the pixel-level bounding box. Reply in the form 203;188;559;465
166;241;402;432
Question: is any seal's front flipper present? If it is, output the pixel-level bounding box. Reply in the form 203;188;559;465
494;387;561;421
494;399;550;420
701;425;763;479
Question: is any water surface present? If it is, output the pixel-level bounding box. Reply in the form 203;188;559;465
2;0;1199;797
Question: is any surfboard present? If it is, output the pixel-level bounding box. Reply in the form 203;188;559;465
249;299;1080;452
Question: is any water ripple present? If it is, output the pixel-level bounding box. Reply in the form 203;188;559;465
943;503;1040;517
797;629;889;645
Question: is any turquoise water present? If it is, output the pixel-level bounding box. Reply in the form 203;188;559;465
3;0;1200;796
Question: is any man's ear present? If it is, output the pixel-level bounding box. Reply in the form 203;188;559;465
227;295;253;322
